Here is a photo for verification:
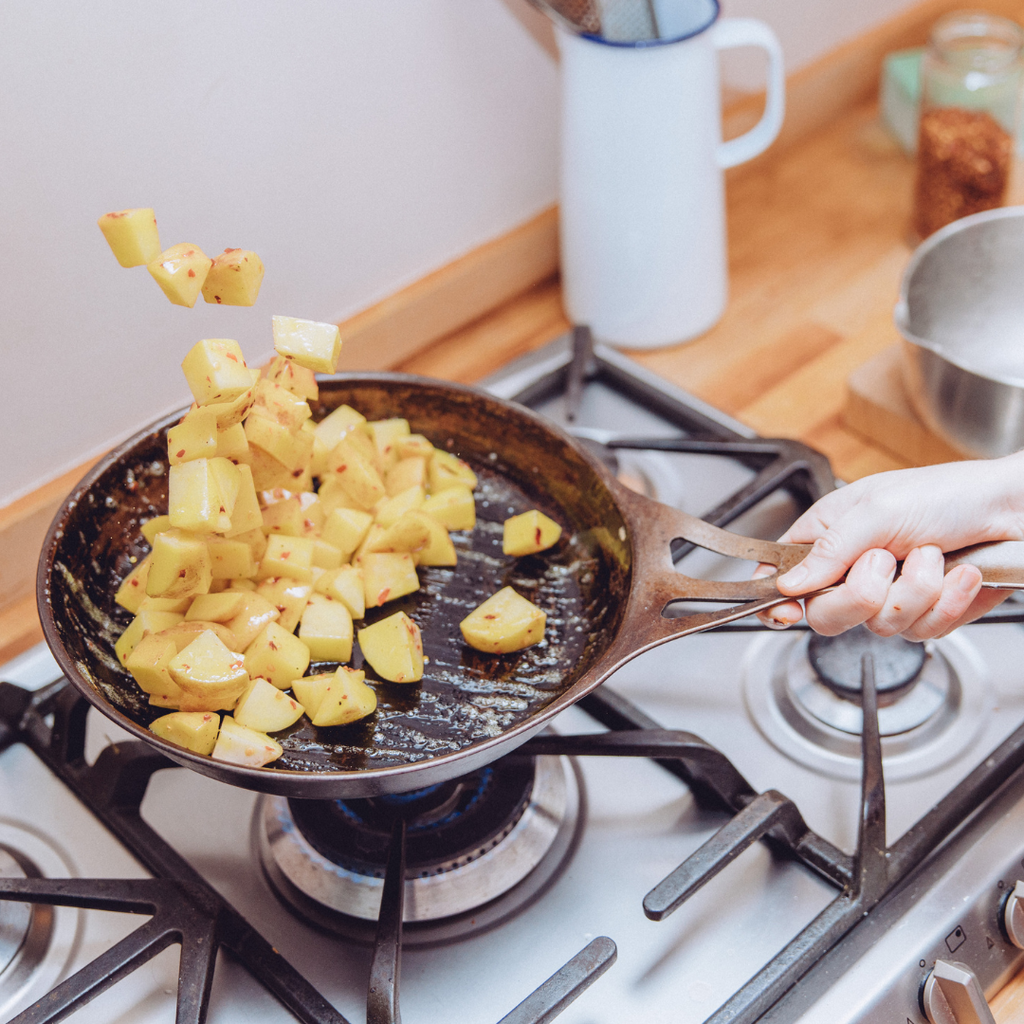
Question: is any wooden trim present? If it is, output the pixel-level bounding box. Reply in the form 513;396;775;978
335;206;560;371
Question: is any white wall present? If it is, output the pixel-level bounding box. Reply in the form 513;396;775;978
0;1;558;506
0;0;920;508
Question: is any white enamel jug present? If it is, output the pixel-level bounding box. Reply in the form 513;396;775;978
557;0;785;348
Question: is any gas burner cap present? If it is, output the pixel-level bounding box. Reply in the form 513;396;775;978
254;754;584;947
0;823;81;1021
807;626;926;704
742;630;992;781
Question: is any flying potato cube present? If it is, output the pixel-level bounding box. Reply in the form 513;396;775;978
149;711;220;756
223;465;263;537
358;611;423;683
168;459;232;534
503;510;563;556
234;677;305;732
272;315;342;374
299;593;353;662
244;621;311;689
200;373;259;428
311;667;377;727
215;423;249;461
211;716;283;767
265;355;318;401
429;450;478;493
460;587;546;653
167;406;218;466
245;414;314;474
97;207;161;267
168;630;249;711
359;552;420;608
182;339;254;407
201;248;264;306
421;485;475;531
148;243;213;307
250;378;312;432
146;529;212;600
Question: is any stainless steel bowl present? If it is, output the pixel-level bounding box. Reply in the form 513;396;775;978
895;206;1024;458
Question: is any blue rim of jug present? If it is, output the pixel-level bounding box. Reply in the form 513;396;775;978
578;0;720;48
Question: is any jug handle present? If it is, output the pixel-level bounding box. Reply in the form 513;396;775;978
713;18;786;169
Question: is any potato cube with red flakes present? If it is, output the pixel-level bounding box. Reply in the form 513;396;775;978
429;450;478;493
223;465;263;537
245;415;314;474
385;456;428;497
257;534;315;583
211;716;283;766
373;485;425;529
327;435;386;511
215;423;249;461
167;406;218;466
314;563;365;619
272;316;342;374
311;667;377;727
357;612;423;683
125;634;184;700
460;587;546;653
149;710;220;755
185;591;245;623
421;485;475;531
146;529;212;600
234;677;305;732
251;378;312;432
364;510;432;556
412;513;457;567
502;510;563;557
181;339;254;407
244;621;311;690
255;576;312;633
291;672;333;718
115;554;153;614
114;606;185;667
299;593;353;662
265;355;318;401
369;419;411;473
148;243;213;307
168;630;249;711
201;248;264;306
168;459;232;534
200;373;259;428
223;590;280;650
359;552;420;608
98;208;161;267
321;507;373;563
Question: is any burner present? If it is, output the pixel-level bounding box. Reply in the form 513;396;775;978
807;626;926;705
743;630;993;781
255;754;584;947
0;823;80;1021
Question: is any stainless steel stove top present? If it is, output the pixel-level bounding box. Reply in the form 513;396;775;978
3;334;1024;1024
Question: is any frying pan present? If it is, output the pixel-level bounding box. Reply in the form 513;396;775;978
38;374;1024;799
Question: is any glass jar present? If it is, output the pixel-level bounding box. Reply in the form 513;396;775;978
912;11;1024;240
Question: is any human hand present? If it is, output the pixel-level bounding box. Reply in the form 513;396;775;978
754;455;1024;638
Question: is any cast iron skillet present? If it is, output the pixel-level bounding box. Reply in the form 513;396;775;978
37;374;1024;798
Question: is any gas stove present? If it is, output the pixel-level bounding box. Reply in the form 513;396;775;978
3;333;1024;1024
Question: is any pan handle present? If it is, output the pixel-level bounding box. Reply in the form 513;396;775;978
608;481;1024;649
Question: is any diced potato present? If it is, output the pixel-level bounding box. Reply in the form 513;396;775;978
245;414;314;474
98;208;161;267
395;433;434;460
313;403;366;452
211;716;283;767
148;243;213;307
138;594;193;613
237;444;297;492
272;315;342;374
369;419;411;473
358;612;423;683
257;533;315;583
125;634;183;698
250;378;312;432
167;406;218;466
308;424;331;478
356;523;385;561
200;373;259;428
411;512;458;567
223;464;264;538
149;711;220;756
208;457;241;518
185;591;245;622
206;536;257;580
244;621;311;689
311;538;342;571
314;563;365;619
114;607;185;666
321;507;373;562
311;667;377;727
502;510;563;557
374;485;425;528
146;529;212;599
359;552;420;609
385;456;428;497
460;587;546;653
201;248;264;306
265;355;318;401
255;577;312;633
326;435;386;510
429;450;478;493
152;620;240;654
231;526;268;563
364;510;432;555
421;485;476;531
234;677;305;732
298;593;353;662
181;339;254;407
291;672;333;718
168;630;249;711
215;422;249;461
261;496;304;536
168;459;232;534
115;554;153;614
223;590;281;650
140;515;172;545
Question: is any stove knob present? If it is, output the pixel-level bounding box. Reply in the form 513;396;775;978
922;960;996;1024
1004;880;1024;949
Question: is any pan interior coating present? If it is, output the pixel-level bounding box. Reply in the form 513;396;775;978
43;377;631;775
